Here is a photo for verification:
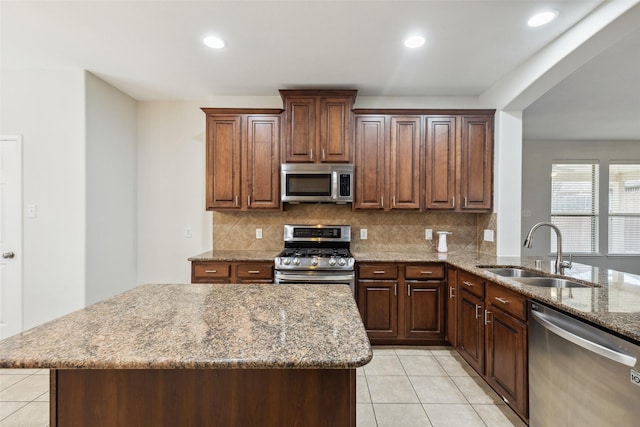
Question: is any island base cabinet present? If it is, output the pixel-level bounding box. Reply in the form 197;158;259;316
51;368;356;427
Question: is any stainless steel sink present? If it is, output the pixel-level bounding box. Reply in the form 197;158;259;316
515;277;591;288
482;267;541;278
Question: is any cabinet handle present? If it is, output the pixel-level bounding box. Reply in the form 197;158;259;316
495;297;509;304
322;148;325;159
205;270;218;273
475;304;481;319
407;284;410;297
373;270;386;274
452;196;455;208
310;148;314;160
420;271;433;275
247;270;260;274
462;281;474;287
235;196;239;206
392;196;396;207
394;284;397;296
464;197;468;207
485;309;492;325
381;196;384;208
449;286;455;299
247;196;251;207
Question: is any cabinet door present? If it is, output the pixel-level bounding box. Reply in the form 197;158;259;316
191;262;232;283
457;288;484;374
283;97;315;162
425;116;456;209
354;116;386;209
319;97;352;162
460;116;493;211
357;279;398;339
389;116;421;210
236;262;274;283
446;267;458;346
206;116;242;210
485;307;527;419
245;116;280;209
404;281;444;339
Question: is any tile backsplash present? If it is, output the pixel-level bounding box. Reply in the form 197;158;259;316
213;204;496;255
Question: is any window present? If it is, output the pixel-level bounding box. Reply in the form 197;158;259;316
550;163;599;254
608;163;640;254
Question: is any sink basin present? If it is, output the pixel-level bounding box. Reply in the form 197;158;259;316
515;277;591;288
483;267;541;278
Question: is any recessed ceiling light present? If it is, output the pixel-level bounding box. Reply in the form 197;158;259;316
203;36;225;49
404;35;425;49
527;10;558;27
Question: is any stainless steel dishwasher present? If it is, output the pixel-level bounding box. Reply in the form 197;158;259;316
529;302;640;426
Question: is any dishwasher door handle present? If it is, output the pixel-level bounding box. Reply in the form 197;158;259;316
531;310;637;367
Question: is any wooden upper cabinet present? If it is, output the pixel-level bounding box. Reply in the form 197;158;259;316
280;90;356;163
245;116;281;209
206;115;242;209
389;117;421;210
203;109;282;211
425;116;456;209
354;116;385;209
460;115;493;211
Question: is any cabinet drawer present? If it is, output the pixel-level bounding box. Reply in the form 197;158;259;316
405;264;445;280
487;283;526;320
236;263;273;280
358;264;398;279
193;262;232;280
458;271;485;298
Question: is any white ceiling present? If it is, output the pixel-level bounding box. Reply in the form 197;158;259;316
2;0;639;140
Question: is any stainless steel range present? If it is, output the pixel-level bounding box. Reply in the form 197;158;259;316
274;225;355;294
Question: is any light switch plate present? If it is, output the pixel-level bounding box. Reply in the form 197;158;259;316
256;228;263;239
360;228;368;240
483;229;495;242
425;229;433;240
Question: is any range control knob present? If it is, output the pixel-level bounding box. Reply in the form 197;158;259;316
338;258;347;266
283;258;291;265
292;257;301;266
311;257;319;266
328;257;337;266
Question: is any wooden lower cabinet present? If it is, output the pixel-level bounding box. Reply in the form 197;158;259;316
446;267;458;346
357;262;446;345
485;283;528;421
455;270;528;423
191;261;273;284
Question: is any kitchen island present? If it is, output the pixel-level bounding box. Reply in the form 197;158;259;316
0;284;372;426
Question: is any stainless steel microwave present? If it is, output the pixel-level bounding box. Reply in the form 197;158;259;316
281;163;354;203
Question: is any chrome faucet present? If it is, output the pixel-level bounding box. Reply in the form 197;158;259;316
523;222;572;274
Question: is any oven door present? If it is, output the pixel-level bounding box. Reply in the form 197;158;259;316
275;270;355;295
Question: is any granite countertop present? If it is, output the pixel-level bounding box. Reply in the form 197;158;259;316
0;284;372;370
188;250;280;262
355;250;640;343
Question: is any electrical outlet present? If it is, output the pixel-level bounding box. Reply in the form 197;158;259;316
483;229;495;242
27;204;37;218
256;228;263;239
185;227;192;238
425;229;433;240
360;228;368;240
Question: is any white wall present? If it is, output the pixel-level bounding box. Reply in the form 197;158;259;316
522;139;640;274
137;101;211;284
85;72;138;304
0;69;86;328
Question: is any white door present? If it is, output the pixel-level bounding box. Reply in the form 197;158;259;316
0;135;23;339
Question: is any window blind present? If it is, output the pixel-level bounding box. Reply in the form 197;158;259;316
550;163;599;254
608;163;640;255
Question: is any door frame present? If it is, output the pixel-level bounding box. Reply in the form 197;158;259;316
1;135;23;338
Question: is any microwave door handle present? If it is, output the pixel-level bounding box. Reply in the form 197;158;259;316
332;171;338;199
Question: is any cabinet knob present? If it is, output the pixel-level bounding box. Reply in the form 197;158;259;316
2;252;15;259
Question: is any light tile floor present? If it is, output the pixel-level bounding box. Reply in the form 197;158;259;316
357;346;527;427
0;346;527;427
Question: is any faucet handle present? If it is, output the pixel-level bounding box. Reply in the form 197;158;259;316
561;253;573;270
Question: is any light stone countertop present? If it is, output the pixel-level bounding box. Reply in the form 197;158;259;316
355;251;640;343
0;284;372;370
188;250;280;262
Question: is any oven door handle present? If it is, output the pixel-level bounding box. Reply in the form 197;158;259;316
275;273;355;283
